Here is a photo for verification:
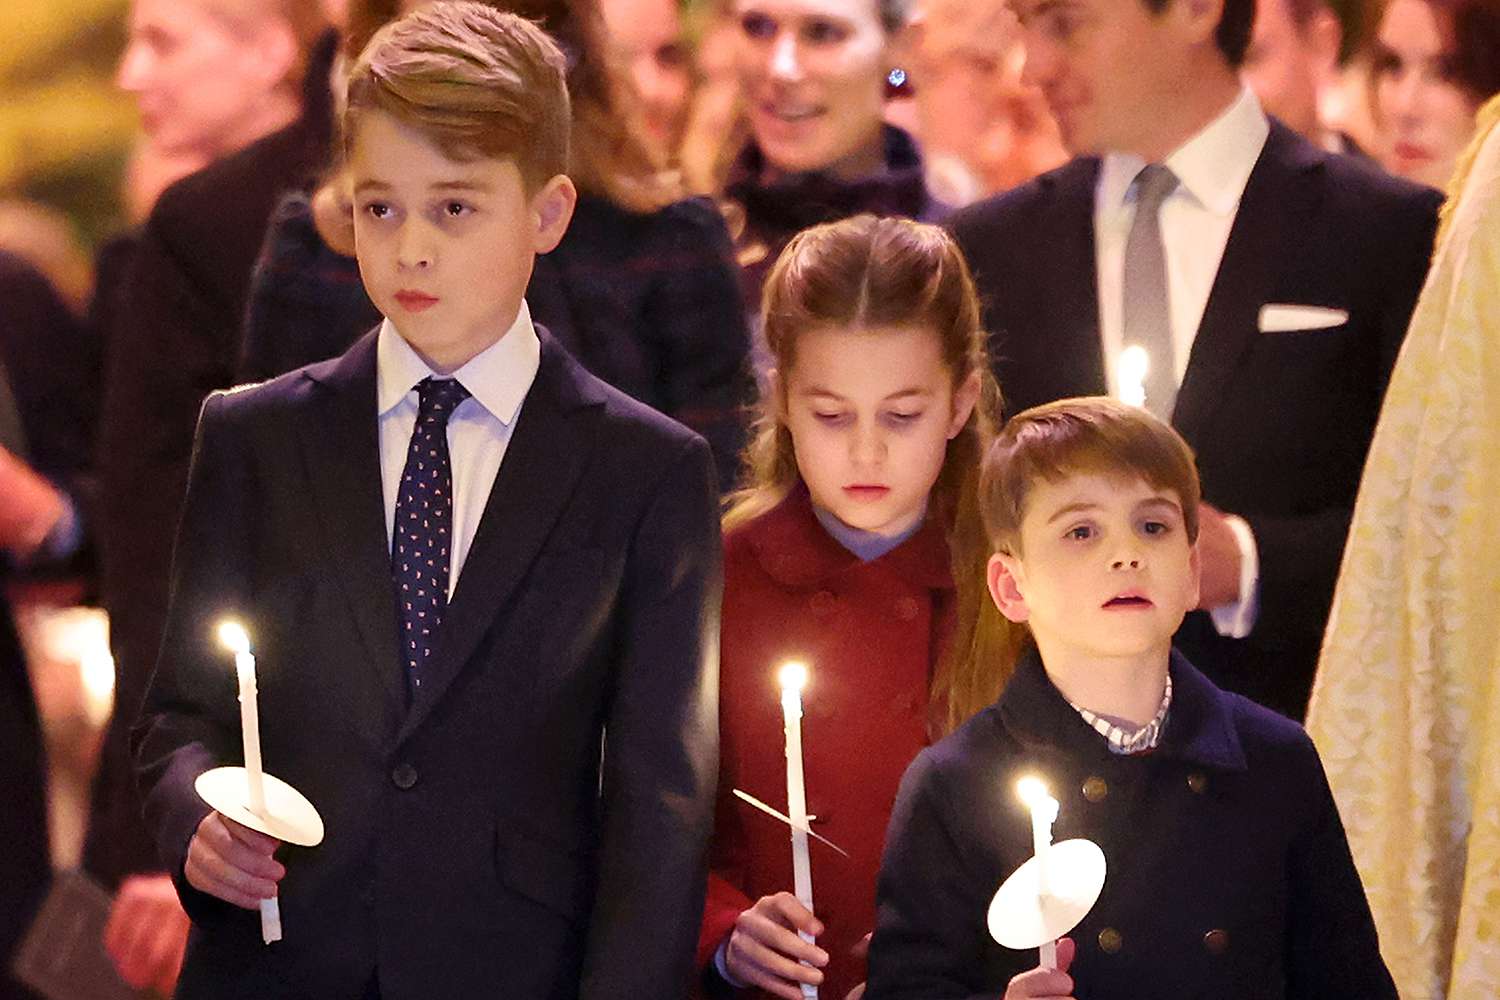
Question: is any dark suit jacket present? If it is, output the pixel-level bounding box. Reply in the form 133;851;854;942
866;648;1395;1000
96;36;338;873
134;328;721;999
949;122;1442;719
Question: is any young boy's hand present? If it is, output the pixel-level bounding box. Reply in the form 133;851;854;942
1003;937;1077;999
724;891;829;999
185;811;284;909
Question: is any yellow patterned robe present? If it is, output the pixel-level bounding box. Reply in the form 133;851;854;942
1306;96;1500;1000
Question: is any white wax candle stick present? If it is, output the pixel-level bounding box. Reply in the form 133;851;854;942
780;663;818;1000
235;648;268;817
260;898;282;944
1018;778;1060;971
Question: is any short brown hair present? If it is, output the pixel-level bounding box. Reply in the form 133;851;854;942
980;397;1202;554
343;1;571;191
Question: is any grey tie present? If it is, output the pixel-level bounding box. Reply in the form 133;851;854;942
0;356;27;460
1121;164;1179;420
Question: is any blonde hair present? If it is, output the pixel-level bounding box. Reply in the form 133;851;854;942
198;0;329;92
344;1;571;192
980;396;1202;557
727;214;1023;736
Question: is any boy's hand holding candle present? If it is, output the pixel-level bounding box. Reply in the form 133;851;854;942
1003;937;1078;1000
185;811;284;910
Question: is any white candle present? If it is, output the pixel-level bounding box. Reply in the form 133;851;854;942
1118;345;1149;409
1017;776;1060;970
217;620;281;944
778;661;818;1000
218;622;267;815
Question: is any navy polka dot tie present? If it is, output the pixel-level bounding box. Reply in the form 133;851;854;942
392;377;470;700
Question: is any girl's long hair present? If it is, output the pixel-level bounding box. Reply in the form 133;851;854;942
726;214;1024;736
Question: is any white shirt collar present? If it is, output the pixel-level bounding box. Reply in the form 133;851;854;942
1098;87;1270;218
376;300;540;424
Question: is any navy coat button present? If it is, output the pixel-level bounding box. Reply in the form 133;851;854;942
1082;776;1109;802
1204;928;1229;954
391;763;418;789
1097;927;1123;953
1188;771;1208;794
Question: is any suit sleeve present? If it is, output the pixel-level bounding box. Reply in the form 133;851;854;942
1284;737;1397;999
866;752;1010;1000
580;432;722;999
642;200;754;494
131;390;256;927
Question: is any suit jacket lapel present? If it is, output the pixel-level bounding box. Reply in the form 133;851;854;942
1173;124;1324;444
300;332;407;714
396;333;603;743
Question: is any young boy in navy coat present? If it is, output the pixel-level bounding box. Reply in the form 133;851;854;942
866;397;1393;999
132;6;720;998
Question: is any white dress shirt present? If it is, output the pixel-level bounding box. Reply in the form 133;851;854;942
377;303;540;598
1094;87;1269;638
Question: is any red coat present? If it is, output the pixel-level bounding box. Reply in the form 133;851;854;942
700;487;955;1000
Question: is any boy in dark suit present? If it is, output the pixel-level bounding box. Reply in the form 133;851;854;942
866;397;1393;1000
133;6;720;998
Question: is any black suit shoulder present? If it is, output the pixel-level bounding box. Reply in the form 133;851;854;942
949;159;1097;244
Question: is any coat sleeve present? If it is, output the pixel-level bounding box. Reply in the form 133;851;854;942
131;390;255;927
579;432;722;999
867;751;1012;1000
642;200;754;493
1284;735;1398;999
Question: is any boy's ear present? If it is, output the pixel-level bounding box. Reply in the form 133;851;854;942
947;370;982;439
530;174;578;254
987;552;1031;623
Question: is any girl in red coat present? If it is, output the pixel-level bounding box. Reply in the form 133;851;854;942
700;214;1021;1000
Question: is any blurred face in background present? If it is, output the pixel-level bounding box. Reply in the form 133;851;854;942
906;0;1066;202
599;0;693;153
118;0;297;160
1242;0;1341;141
733;0;893;178
1370;0;1485;187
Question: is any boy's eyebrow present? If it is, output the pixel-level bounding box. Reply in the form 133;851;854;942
430;178;494;193
1135;496;1184;516
1044;501;1102;525
350;178;495;195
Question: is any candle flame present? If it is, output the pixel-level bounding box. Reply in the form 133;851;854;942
1017;776;1052;808
217;620;251;655
777;660;809;693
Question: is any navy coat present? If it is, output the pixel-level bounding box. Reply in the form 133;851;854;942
866;648;1395;1000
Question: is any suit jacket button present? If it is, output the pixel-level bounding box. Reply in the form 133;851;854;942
391;763;418;789
1188;771;1208;794
1082;776;1109;802
1203;928;1229;954
1097;927;1123;954
360;882;376;906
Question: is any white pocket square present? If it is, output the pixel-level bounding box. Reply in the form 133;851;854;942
1258;304;1349;333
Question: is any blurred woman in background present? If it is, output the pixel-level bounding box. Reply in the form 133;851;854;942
715;0;942;311
1365;0;1500;188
